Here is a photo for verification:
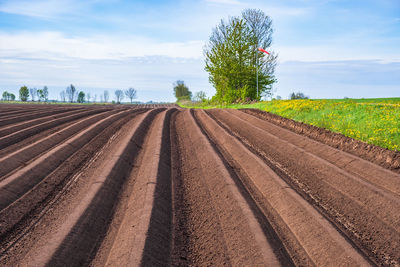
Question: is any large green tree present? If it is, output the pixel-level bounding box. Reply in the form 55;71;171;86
173;80;192;101
19;86;29;101
204;9;277;103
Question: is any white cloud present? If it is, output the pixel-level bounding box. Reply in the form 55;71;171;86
276;43;400;63
0;31;204;60
0;0;77;19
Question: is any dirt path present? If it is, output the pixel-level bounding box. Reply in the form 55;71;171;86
0;104;398;266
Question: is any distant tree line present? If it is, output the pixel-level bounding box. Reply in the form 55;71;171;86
1;84;137;104
0;86;48;102
58;84;137;104
27;86;49;102
290;92;309;100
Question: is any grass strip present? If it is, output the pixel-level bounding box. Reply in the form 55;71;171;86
180;98;400;151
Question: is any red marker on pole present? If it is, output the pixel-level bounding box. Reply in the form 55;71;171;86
258;47;270;54
256;47;269;100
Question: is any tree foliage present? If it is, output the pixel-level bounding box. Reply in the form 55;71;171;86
2;91;15;101
37;89;44;102
43;86;49;102
290;92;309;99
204;9;277;103
125;88;137;103
60;90;66;102
30;88;37;101
66;84;76;103
173;80;192;101
104;90;109;103
77;91;85;103
193;91;207;102
19;86;29;101
115;89;124;103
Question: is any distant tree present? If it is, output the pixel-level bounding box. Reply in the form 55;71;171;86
2;91;9;101
2;91;15;101
37;89;44;102
60;90;66;102
19;86;29;101
94;94;97;103
276;95;282;100
115;89;124;104
100;95;103;103
193;91;207;102
125;88;137;103
290;92;309;100
86;92;91;103
43;86;49;102
173;80;192;101
36;89;41;101
77;91;85;103
103;90;109;103
30;88;37;101
66;84;76;103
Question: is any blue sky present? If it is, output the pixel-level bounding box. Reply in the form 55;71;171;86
0;0;399;102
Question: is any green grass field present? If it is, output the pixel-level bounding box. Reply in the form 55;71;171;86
181;98;400;151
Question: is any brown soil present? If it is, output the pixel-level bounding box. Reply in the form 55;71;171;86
0;104;398;266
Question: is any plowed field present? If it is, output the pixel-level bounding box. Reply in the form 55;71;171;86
0;104;399;266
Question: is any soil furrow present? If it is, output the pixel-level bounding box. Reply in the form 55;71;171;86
0;109;153;265
170;109;283;266
22;109;162;266
0;109;128;178
0;107;80;127
0;108;111;149
0;110;143;247
194;109;371;266
0;109;47;118
0;109;134;210
95;108;175;266
0;108;92;137
207;108;400;266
